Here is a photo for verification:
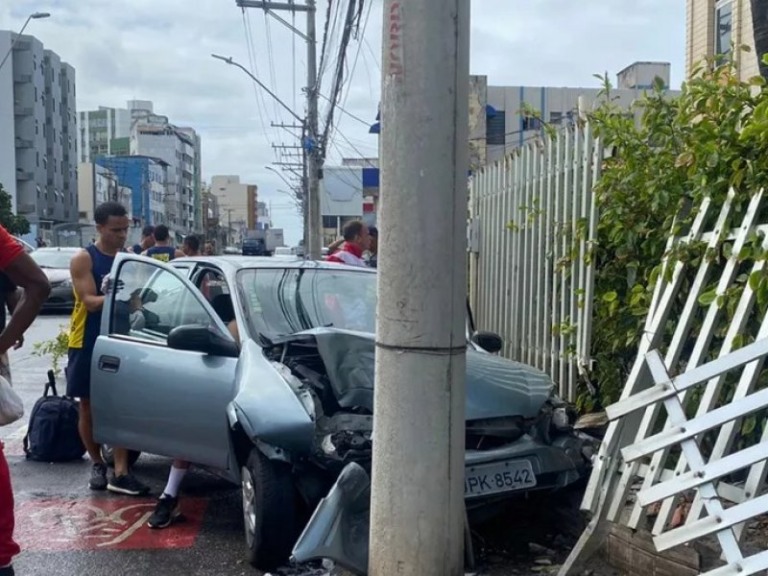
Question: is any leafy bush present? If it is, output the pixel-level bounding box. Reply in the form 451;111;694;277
584;52;768;412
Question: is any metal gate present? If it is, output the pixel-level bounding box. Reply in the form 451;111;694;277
562;189;768;576
468;122;602;401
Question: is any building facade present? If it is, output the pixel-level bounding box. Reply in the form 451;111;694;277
76;162;133;223
210;175;258;241
78;106;131;163
686;0;760;80
95;155;169;227
477;62;680;166
0;31;78;239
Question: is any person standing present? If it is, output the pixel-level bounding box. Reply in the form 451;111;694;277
129;225;155;255
325;220;370;267
366;226;378;269
0;225;51;576
182;234;201;257
68;201;150;496
143;225;184;262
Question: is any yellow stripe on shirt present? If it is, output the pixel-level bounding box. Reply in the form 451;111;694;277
68;299;87;349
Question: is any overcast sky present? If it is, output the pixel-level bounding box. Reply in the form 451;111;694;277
1;0;686;245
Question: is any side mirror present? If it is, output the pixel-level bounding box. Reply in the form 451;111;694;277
472;331;503;354
167;324;239;358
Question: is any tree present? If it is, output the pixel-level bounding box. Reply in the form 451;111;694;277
752;0;768;78
0;183;30;236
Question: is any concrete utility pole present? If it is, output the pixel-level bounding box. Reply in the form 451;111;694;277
236;0;322;260
369;0;470;575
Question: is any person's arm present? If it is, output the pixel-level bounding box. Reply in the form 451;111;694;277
70;250;103;313
174;249;186;259
0;253;50;353
5;288;20;314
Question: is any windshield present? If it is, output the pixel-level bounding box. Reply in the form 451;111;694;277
237;268;376;337
31;250;77;269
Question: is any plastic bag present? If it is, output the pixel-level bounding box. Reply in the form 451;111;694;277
0;352;23;426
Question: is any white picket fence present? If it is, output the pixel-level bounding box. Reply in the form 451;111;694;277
562;189;768;576
468;122;602;401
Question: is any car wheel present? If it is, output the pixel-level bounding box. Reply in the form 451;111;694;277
100;444;141;468
241;447;297;570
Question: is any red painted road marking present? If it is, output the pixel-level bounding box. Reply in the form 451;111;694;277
15;497;208;551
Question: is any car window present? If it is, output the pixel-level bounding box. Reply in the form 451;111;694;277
109;259;214;344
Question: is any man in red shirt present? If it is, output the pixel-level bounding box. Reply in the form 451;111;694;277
325;220;371;267
0;225;51;576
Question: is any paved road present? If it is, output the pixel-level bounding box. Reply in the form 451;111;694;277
3;314;267;576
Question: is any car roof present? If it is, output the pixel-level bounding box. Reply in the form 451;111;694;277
173;256;375;274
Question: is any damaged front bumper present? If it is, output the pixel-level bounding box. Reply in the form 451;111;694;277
291;432;596;575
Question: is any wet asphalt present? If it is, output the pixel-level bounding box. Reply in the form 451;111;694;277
3;313;267;576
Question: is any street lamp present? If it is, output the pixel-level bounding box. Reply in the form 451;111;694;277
0;12;51;72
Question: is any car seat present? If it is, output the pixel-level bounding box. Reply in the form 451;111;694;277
210;293;236;324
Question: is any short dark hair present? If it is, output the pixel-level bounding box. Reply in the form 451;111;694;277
184;234;200;252
342;220;366;242
368;226;378;238
141;225;155;238
154;224;170;242
94;202;127;225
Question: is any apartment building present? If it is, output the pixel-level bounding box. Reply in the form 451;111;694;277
686;0;761;80
210;175;258;240
0;31;78;236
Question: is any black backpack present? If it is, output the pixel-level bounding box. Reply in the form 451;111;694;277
23;370;86;462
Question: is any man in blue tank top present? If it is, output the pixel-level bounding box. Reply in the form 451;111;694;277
142;225;184;262
67;201;150;496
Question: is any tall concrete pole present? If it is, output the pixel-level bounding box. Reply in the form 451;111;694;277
305;0;322;260
369;0;470;575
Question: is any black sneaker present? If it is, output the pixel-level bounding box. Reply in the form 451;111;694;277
0;565;14;576
89;463;108;491
107;473;150;496
148;494;181;529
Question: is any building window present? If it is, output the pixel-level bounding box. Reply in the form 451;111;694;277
549;111;563;125
715;0;733;57
486;110;506;146
522;116;542;131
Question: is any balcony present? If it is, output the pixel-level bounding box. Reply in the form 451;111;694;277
15;137;33;149
14;105;33;116
16;171;33;181
13;74;32;84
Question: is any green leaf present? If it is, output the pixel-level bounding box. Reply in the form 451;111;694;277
602;291;618;303
741;415;757;436
749;271;762;292
698;289;718;306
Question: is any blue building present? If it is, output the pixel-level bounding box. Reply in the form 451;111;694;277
95;155;169;225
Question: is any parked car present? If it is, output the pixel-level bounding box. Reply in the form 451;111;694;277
91;255;595;571
30;247;79;311
14;237;36;254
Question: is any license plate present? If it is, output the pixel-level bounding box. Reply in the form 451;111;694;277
464;459;537;497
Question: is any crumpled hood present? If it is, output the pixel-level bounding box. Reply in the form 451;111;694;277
275;328;554;420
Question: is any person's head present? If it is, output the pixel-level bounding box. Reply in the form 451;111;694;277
141;225;156;248
94;202;130;252
204;242;214;256
153;224;170;244
342;220;370;251
368;226;378;254
183;234;201;256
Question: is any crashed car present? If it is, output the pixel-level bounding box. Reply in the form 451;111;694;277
91;254;593;571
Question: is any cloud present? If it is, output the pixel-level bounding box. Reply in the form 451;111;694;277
1;0;685;246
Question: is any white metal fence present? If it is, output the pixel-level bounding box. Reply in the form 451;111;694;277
562;189;768;576
468;122;602;401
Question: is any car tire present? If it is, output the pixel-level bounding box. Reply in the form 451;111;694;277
100;444;141;469
241;447;297;570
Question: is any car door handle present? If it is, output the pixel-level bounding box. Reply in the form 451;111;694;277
98;355;121;373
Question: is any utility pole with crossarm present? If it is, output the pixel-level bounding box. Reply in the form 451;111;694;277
235;0;322;261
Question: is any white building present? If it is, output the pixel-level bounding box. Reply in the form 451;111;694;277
78;106;131;162
472;62;680;167
0;31;78;237
130;113;200;232
76;162;132;223
211;175;258;240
